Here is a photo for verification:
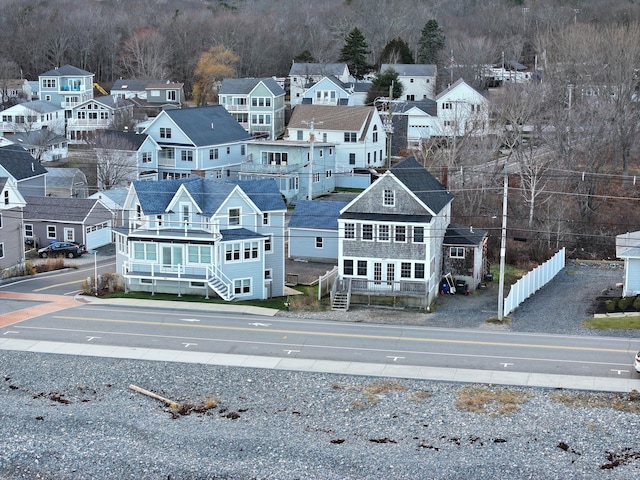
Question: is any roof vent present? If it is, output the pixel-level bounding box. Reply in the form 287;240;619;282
211;123;214;130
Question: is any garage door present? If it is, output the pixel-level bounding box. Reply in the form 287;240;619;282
85;221;112;250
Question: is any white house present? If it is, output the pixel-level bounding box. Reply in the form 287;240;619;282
288;63;351;106
0;100;65;135
286;105;386;182
381;64;437;101
392;100;438;148
434;78;489;137
67;96;134;142
616;231;640;297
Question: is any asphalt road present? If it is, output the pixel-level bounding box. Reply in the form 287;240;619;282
2;296;638;379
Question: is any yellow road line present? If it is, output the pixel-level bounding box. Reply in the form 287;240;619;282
52;315;629;353
33;280;83;292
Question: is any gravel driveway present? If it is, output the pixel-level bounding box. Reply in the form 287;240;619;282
2;261;640;479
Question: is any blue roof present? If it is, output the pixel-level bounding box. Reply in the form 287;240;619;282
133;177;285;216
163;106;252;147
220;228;266;242
289;200;347;230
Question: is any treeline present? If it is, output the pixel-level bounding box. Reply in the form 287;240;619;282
0;0;636;96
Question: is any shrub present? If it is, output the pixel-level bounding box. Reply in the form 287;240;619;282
618;297;633;310
605;298;618;312
633;296;640;310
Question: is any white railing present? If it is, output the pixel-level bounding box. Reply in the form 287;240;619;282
504;247;566;316
318;265;339;300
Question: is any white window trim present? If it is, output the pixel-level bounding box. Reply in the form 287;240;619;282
450;246;465;258
377;224;391;242
315;236;323;249
361;224;374;242
47;225;57;239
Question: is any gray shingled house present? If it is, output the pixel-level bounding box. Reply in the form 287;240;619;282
335;156;455;310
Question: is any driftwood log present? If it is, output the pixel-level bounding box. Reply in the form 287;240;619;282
129;384;179;409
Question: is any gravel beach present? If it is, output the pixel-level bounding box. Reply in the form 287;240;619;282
2;261;640;479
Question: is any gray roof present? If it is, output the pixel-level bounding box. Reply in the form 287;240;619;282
390;156;453;214
133;177;285;216
8;100;61;114
381;64;437;77
23;196;101;222
92;95;131;109
98;130;147;150
40;65;93;77
43;167;86;188
289;63;348;77
91;187;129;207
0;177;7;191
397;100;437;116
111;79;150;92
220;228;266;242
0;145;47;180
219;78;285;96
162;106;252;147
443;223;488;246
289;200;348;230
5;130;67;147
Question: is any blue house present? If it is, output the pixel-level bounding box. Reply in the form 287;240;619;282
242;139;336;203
288;200;347;263
142;105;252;180
38;65;94;113
115;177;286;300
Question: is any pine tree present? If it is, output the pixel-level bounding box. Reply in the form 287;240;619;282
380;37;414;65
417;20;445;65
366;67;404;105
338;27;373;80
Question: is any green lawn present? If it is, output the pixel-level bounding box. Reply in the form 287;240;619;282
583;316;640;330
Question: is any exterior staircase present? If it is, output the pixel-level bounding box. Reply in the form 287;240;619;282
331;291;350;311
207;270;235;301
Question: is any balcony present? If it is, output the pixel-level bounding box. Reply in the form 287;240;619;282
241;162;299;174
226;104;248;112
67;118;111;127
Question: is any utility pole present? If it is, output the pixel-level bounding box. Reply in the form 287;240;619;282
302;119;322;200
498;162;508;322
382;82;394;169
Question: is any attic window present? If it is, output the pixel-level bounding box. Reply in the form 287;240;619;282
383;189;395;207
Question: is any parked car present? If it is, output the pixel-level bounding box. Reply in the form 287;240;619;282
38;242;86;259
634;351;640;373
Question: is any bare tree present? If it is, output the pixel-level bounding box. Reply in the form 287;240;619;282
91;132;139;191
120;27;168;80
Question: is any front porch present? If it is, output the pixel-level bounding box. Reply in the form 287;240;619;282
332;277;430;311
122;261;234;300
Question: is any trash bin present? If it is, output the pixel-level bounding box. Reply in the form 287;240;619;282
455;280;468;295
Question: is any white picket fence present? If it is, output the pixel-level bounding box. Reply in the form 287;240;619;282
503;247;566;316
318;266;339;300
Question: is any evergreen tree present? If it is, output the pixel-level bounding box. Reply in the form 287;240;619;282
338;27;373;80
366;67;404;105
380;37;414;65
417;19;445;64
293;50;316;63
